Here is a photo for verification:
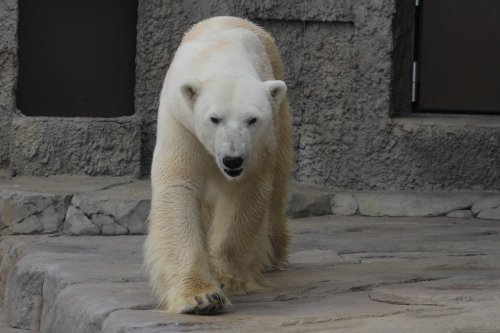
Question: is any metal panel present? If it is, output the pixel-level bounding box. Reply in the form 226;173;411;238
417;0;500;113
17;0;137;117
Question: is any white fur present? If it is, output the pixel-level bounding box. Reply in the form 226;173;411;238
145;16;292;314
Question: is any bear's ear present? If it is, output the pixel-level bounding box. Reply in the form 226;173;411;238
264;80;287;105
180;80;202;107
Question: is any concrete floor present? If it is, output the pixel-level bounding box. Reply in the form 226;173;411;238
1;215;500;332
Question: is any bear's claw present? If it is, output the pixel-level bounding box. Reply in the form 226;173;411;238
181;292;227;315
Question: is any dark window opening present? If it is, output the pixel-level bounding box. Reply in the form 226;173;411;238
17;0;137;117
414;0;500;115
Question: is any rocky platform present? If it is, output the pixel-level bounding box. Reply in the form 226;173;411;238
1;215;500;332
1;176;500;236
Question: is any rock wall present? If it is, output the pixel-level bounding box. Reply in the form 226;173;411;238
0;0;17;172
1;0;499;190
0;0;142;177
135;0;500;191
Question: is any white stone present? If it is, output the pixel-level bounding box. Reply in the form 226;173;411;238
369;276;500;306
356;192;482;217
331;193;358;215
63;181;150;235
471;195;500;214
477;207;500;220
63;205;100;235
289;249;345;267
446;209;474;219
41;282;155;333
287;183;333;218
0;190;70;235
3;216;500;332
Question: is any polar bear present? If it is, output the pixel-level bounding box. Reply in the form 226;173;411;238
144;16;292;315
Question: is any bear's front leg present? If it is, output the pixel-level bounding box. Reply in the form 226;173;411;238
144;182;230;314
208;174;274;295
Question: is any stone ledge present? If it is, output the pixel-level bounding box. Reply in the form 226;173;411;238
0;177;335;236
287;183;333;218
241;0;353;22
0;176;136;235
63;180;151;235
1;177;499;237
331;191;500;220
2;216;500;332
10;116;141;177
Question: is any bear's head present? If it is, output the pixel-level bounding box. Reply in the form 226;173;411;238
180;78;286;180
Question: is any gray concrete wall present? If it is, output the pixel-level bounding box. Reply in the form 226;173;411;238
135;0;500;191
1;0;499;191
0;0;17;173
0;0;141;177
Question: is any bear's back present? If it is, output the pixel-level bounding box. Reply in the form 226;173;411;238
182;16;283;81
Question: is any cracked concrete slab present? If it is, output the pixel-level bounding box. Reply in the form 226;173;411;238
1;215;500;332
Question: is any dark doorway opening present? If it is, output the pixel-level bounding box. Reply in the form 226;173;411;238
414;0;500;115
17;0;138;117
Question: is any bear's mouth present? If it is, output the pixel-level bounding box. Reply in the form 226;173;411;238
224;168;243;177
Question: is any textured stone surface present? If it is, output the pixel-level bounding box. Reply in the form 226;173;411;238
0;176;133;194
0;308;29;333
331;193;358;216
370;276;500;306
63;205;101;235
0;237;25;303
4;255;46;330
2;216;500;332
242;0;352;22
0;0;16;172
287;184;332;218
356;192;484;217
471;195;500;214
477;208;500;221
0;236;146;330
0;190;71;235
63;180;151;235
0;176;134;235
0;116;11;173
10;117;142;177
472;195;500;220
0;177;341;235
132;0;500;191
0;0;499;191
446;209;474;219
42;283;154;333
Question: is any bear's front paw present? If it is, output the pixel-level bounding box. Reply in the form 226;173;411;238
177;289;230;315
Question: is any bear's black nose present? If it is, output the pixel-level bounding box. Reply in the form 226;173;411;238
223;156;243;169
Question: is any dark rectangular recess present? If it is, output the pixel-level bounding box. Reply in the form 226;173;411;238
416;0;500;114
17;0;137;117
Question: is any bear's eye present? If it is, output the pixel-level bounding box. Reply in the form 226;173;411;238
247;117;257;126
210;117;220;124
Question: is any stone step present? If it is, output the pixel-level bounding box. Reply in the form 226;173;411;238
1;176;500;236
331;191;500;220
0;176;334;236
1;216;500;332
